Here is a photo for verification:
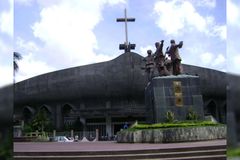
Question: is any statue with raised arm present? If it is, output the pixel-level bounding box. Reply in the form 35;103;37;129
154;40;169;76
166;40;183;75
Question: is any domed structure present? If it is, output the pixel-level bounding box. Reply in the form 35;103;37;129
14;52;227;138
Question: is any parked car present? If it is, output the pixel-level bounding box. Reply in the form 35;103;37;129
54;136;74;142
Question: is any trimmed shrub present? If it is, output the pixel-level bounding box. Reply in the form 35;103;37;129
166;111;175;123
186;108;198;120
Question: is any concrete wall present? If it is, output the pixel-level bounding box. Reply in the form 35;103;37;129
117;126;226;143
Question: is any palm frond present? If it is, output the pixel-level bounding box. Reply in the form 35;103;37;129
13;52;22;60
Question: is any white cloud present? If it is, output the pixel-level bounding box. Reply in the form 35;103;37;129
32;0;126;67
0;38;10;55
15;53;56;82
14;38;56;82
16;37;39;53
198;52;226;71
227;0;240;26
153;0;224;40
200;52;213;65
0;65;12;86
232;54;240;73
227;0;240;74
0;0;13;86
0;0;13;37
212;54;226;66
15;0;126;81
212;25;226;40
228;51;240;74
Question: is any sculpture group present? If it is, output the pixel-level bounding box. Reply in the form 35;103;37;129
143;39;183;81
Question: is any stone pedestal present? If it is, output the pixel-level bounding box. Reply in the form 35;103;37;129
145;75;204;123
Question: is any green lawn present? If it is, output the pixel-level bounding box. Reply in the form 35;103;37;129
126;120;223;131
228;147;240;157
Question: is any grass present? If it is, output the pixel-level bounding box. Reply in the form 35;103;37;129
125;120;223;131
227;147;240;157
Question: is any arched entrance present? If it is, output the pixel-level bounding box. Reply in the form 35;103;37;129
73;116;84;131
39;105;52;118
37;105;53;132
62;104;75;129
22;106;35;123
62;104;73;117
205;100;217;120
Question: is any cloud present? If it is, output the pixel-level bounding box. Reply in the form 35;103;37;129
212;54;226;66
0;0;13;37
198;52;226;71
0;38;10;56
200;52;213;65
0;65;12;86
31;0;126;68
15;0;126;81
16;37;39;53
227;0;240;74
153;0;224;40
231;54;240;73
15;52;56;82
0;0;13;86
227;0;240;26
212;25;226;40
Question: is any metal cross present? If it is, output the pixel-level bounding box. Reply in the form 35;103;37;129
116;8;136;52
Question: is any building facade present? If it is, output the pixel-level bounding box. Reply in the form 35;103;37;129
14;52;227;138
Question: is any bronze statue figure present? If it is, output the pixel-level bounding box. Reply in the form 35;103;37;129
154;40;170;76
143;50;155;82
142;39;183;81
166;40;183;75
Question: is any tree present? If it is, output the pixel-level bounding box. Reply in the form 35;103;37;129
31;109;49;132
13;52;22;83
13;52;22;72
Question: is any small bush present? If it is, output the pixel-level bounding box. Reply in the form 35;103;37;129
227;147;240;157
23;124;33;133
186;108;198;120
166;111;175;123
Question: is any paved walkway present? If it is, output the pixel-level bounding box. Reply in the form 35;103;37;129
14;140;226;152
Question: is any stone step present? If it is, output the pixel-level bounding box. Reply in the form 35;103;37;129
14;144;226;156
141;155;226;160
14;145;226;160
14;154;227;160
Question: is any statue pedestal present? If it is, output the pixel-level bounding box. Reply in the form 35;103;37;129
145;75;204;123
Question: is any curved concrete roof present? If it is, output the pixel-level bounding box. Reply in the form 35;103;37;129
15;52;227;105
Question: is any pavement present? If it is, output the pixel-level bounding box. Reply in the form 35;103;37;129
14;139;226;152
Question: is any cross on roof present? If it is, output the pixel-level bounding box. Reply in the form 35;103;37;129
116;8;136;53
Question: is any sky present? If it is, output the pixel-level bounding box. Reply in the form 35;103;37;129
0;0;239;86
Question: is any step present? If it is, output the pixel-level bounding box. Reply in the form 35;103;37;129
13;154;227;160
14;148;226;160
14;144;226;156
